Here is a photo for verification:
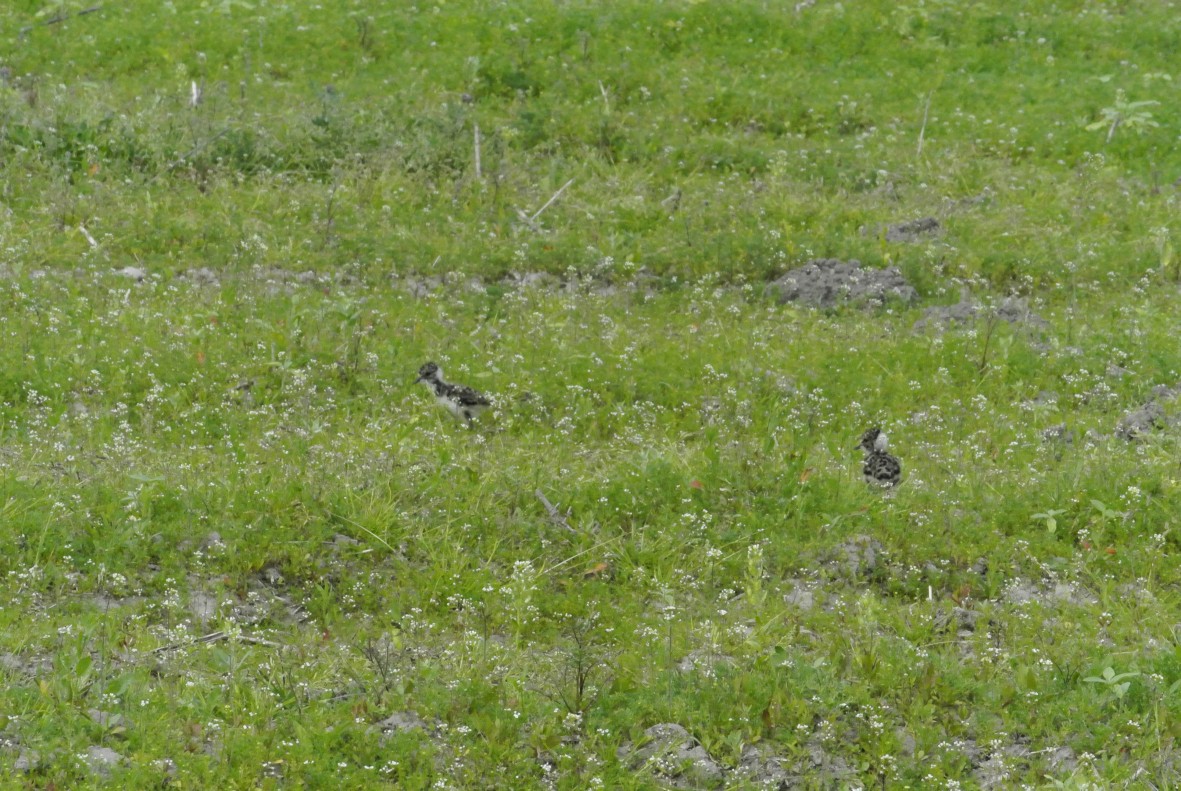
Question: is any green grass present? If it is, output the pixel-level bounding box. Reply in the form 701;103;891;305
2;0;1181;787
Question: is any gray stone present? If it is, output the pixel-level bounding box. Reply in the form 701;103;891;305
1052;581;1098;606
0;653;26;674
885;216;941;243
1113;382;1181;440
504;271;557;290
734;743;797;788
677;650;734;675
915;296;1046;333
934;607;983;634
838;536;883;576
897;728;917;758
398;275;444;298
913;297;978;330
973;741;1031;790
619;723;725;788
181;267;219;285
84;745;124;776
1116;401;1167;440
188;590;219;625
1002;579;1040;606
1041;424;1074;444
799;739;854;785
329;533;361;548
973;751;1011;789
114;266;146;281
88;709;129;734
13;749;39;773
783;586;814;612
994;297;1046;327
372;711;431;744
153;758;178;778
771;258;917;309
1026;390;1059;408
1046;745;1077;772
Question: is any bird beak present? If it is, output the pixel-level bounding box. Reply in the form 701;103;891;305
414;374;425;384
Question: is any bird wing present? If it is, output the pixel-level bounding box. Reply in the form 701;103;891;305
864;453;901;484
446;384;490;406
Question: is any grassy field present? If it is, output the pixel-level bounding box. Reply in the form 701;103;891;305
2;0;1181;787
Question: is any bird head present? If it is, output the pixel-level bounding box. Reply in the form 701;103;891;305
859;427;889;453
415;362;440;384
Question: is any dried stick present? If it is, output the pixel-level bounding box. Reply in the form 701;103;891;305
515;209;542;233
535;489;576;533
19;4;102;38
473;122;482;180
530;178;574;223
152;630;280;655
916;91;933;158
78;225;98;249
329;511;395;553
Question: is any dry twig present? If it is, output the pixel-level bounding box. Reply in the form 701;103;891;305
152;630;280;655
535;489;577;533
530;178;574;223
20;4;102;38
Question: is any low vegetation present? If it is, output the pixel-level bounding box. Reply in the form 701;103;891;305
1;0;1180;787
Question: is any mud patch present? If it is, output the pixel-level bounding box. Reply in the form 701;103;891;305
770;258;917;309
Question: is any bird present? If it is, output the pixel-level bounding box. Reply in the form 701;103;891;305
414;362;491;423
858;427;902;487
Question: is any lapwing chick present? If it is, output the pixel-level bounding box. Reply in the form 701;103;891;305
858;427;902;487
415;362;491;423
